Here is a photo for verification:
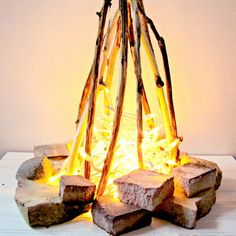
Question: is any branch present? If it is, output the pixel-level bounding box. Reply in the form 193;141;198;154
138;0;172;142
84;0;112;179
97;0;129;196
128;1;143;168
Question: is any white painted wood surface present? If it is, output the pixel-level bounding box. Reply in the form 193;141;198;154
0;152;235;236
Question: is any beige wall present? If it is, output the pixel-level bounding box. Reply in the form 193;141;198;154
0;0;236;156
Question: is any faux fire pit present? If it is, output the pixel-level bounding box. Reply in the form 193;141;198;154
15;0;222;235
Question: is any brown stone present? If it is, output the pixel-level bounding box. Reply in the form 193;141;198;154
172;163;216;197
34;143;69;158
15;179;89;227
180;154;222;190
60;175;96;203
154;188;216;229
114;169;174;211
91;195;152;236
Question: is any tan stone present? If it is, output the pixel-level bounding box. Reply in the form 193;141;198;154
60;175;96;203
114;169;174;211
180;154;222;190
34;143;69;158
16;157;45;181
172;163;216;197
91;195;152;235
154;188;216;229
15;179;89;227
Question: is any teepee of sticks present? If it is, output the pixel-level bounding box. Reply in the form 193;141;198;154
57;0;182;197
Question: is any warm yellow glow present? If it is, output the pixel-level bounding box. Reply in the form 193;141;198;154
39;108;180;196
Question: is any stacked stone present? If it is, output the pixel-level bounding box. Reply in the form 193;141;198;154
92;169;174;235
154;161;218;229
15;143;222;235
15;143;97;227
92;157;222;235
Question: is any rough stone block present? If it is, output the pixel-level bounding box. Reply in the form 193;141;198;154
16;157;45;181
154;188;216;229
15;179;89;227
180;154;222;190
114;169;174;211
60;175;96;203
34;143;69;158
172;163;216;197
91;195;152;235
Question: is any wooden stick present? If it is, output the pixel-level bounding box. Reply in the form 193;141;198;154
75;66;93;127
138;1;181;161
137;0;172;142
127;3;155;130
104;17;121;115
99;10;119;85
97;0;129;196
84;0;111;179
75;9;119;127
138;3;178;139
68;102;89;175
128;1;143;168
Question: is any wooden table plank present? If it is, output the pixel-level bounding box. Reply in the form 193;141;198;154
0;152;236;235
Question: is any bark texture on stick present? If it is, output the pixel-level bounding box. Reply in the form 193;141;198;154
104;17;121;115
76;11;119;126
130;0;144;168
75;66;93;127
99;10;120;85
97;0;129;196
138;0;172;143
138;6;177;138
68;102;89;175
138;2;180;160
84;0;111;179
128;4;154;129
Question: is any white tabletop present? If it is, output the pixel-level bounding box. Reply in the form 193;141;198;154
0;152;235;235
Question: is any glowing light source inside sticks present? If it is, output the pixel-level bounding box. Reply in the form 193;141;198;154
47;107;179;196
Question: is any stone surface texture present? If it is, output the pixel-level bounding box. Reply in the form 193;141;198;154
34;143;69;158
172;163;216;197
16;157;45;181
154;188;216;229
180;154;222;190
60;175;96;203
91;195;152;236
15;179;89;227
114;169;174;211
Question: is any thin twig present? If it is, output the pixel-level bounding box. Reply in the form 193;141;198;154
104;17;121;115
138;0;172;142
127;3;155;130
97;0;129;196
84;0;111;179
128;1;143;168
75;66;93;127
138;1;178;138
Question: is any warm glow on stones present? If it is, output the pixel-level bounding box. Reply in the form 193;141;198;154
43;108;180;196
